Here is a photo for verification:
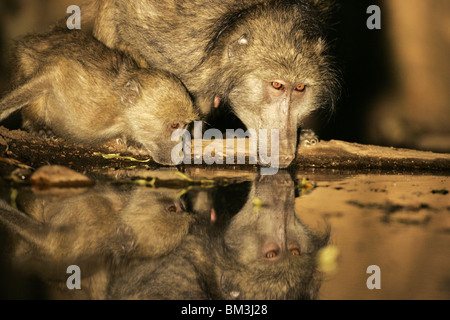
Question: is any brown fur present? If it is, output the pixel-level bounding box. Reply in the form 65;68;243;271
87;0;339;167
0;185;193;264
109;173;329;300
0;28;198;165
0;185;194;299
0;173;328;300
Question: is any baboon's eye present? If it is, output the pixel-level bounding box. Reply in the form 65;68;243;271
271;82;284;90
290;249;301;256
265;250;278;259
168;205;177;213
295;84;306;92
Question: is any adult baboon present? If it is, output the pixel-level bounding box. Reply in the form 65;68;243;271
88;0;339;167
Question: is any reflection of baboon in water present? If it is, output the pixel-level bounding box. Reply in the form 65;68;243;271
0;185;195;299
0;186;193;263
0;28;197;165
109;173;329;300
0;173;329;299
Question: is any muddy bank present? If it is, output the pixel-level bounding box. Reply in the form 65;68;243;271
0;127;449;180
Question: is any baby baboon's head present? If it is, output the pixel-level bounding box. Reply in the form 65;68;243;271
121;69;198;165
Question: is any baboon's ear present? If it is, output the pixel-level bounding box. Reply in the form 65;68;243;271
121;78;141;106
220;272;241;299
228;33;252;58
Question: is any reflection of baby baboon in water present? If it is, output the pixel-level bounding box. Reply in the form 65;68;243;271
0;185;194;299
0;173;329;299
0;29;197;165
0;186;193;263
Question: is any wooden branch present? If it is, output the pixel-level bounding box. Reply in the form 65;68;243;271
0;127;449;176
189;138;450;172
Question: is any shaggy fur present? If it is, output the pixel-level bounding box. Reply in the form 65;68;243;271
0;28;198;165
89;0;339;167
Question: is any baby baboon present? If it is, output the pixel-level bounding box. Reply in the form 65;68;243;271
89;0;339;167
0;29;198;165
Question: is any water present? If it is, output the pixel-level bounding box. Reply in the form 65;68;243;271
0;169;448;300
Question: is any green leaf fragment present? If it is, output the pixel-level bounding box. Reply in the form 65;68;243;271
253;197;263;212
10;188;18;210
317;245;340;274
174;171;194;182
93;152;151;163
297;177;316;194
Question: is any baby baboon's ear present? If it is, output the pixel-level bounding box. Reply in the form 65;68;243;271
121;78;141;106
228;33;252;58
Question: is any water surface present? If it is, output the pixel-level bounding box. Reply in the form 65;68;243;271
0;169;448;299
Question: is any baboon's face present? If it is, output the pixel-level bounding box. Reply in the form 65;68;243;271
221;3;337;168
122;71;197;165
224;174;310;264
133;118;191;166
220;173;328;299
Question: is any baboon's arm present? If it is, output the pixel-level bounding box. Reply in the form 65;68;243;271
0;200;47;247
0;73;48;121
